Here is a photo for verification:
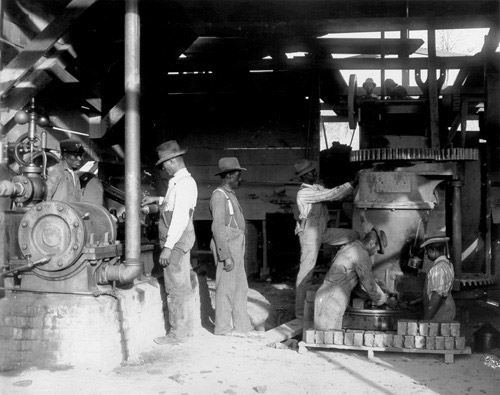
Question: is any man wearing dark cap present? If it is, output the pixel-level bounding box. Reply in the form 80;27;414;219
293;158;360;319
314;227;389;330
210;157;254;337
141;140;198;344
420;236;456;322
46;139;85;202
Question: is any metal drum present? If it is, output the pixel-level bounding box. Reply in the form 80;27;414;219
342;306;422;331
18;201;116;279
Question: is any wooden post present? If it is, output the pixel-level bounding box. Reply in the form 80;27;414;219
427;26;440;150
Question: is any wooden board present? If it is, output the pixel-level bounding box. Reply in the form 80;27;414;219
298;342;471;364
264;318;302;345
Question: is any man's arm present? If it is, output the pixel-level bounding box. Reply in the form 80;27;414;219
45;165;62;201
297;182;353;204
210;191;231;262
424;292;446;320
353;250;387;305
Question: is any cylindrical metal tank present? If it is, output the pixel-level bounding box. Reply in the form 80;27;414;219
18;201;116;279
353;171;443;284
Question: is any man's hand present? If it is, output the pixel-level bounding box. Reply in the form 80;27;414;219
375;292;388;306
159;247;172;267
141;195;159;206
223;258;235;272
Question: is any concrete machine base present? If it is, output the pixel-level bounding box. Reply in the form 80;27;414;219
0;279;165;371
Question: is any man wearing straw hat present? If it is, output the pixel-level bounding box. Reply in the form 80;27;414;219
142;140;198;344
210;157;255;337
293;159;360;320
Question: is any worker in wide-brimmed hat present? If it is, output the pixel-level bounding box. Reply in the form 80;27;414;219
420;236;456;322
209;157;259;338
142;140;198;345
314;227;390;331
46;139;86;202
292;158;360;320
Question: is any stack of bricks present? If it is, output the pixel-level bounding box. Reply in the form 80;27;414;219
304;320;466;351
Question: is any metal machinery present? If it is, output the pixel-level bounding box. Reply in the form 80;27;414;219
0;100;141;296
338;74;483;331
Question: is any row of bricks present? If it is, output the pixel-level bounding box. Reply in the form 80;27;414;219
397;321;460;337
304;330;466;350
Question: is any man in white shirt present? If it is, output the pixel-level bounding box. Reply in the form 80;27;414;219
294;159;359;319
142;140;198;344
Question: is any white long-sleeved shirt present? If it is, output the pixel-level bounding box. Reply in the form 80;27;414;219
159;168;197;249
296;182;353;220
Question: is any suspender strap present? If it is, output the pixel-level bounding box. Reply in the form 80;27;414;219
213;188;238;229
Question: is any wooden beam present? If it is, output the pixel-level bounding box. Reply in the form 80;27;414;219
195;15;498;37
428;27;440;150
96;96;125;139
263;318;303;345
0;0;97;98
170;55;489;72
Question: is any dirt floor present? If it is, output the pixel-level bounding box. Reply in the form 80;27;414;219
1;280;500;395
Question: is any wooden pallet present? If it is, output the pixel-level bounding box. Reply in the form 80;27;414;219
297;341;471;363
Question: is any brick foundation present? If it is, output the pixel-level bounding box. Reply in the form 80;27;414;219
0;279;165;371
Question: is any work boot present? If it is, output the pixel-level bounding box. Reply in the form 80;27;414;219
153;334;187;345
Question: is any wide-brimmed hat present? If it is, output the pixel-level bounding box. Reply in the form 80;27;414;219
60;139;85;155
371;226;388;254
363;78;376;87
156;140;187;166
294;159;317;178
214;157;247;176
420;236;450;249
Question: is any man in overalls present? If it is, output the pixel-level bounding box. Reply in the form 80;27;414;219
210;157;252;336
294;159;360;319
142;140;198;344
421;236;456;322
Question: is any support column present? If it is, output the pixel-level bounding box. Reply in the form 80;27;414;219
451;177;463;278
427;26;440;150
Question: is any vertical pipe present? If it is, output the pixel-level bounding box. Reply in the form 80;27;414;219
380;31;385;98
427;26;440;149
451;177;463;278
261;219;269;280
124;0;141;266
401;29;410;87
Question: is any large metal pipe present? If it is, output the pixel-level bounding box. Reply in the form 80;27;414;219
106;0;142;283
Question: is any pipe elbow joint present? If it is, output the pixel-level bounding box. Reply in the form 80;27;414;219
104;260;143;284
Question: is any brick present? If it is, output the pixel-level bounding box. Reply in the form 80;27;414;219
352;298;366;309
428;323;439;337
404;335;415;349
407;321;418;336
333;330;343;345
305;329;315;344
435;336;445;350
324;331;334;345
440;323;451;337
397;320;408;335
426;336;436;350
450;322;461;337
344;331;354;346
353;331;364;347
315;331;324;344
418;321;429;336
415;335;425;349
393;335;404;348
383;333;394;347
364;331;375;347
374;332;385;348
455;337;466;350
444;337;455;350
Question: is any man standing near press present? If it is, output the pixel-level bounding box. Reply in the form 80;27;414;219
142;140;198;344
210;157;253;337
294;159;359;319
46;138;86;202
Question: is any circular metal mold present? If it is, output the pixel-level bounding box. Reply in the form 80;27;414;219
343;306;422;331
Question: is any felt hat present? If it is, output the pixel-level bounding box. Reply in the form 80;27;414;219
60;139;85;155
371;226;388;254
156;140;187;166
294;159;317;177
214;157;247;176
420;236;450;249
363;78;376;87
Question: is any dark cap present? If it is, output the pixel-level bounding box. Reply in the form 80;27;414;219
60;139;85;155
